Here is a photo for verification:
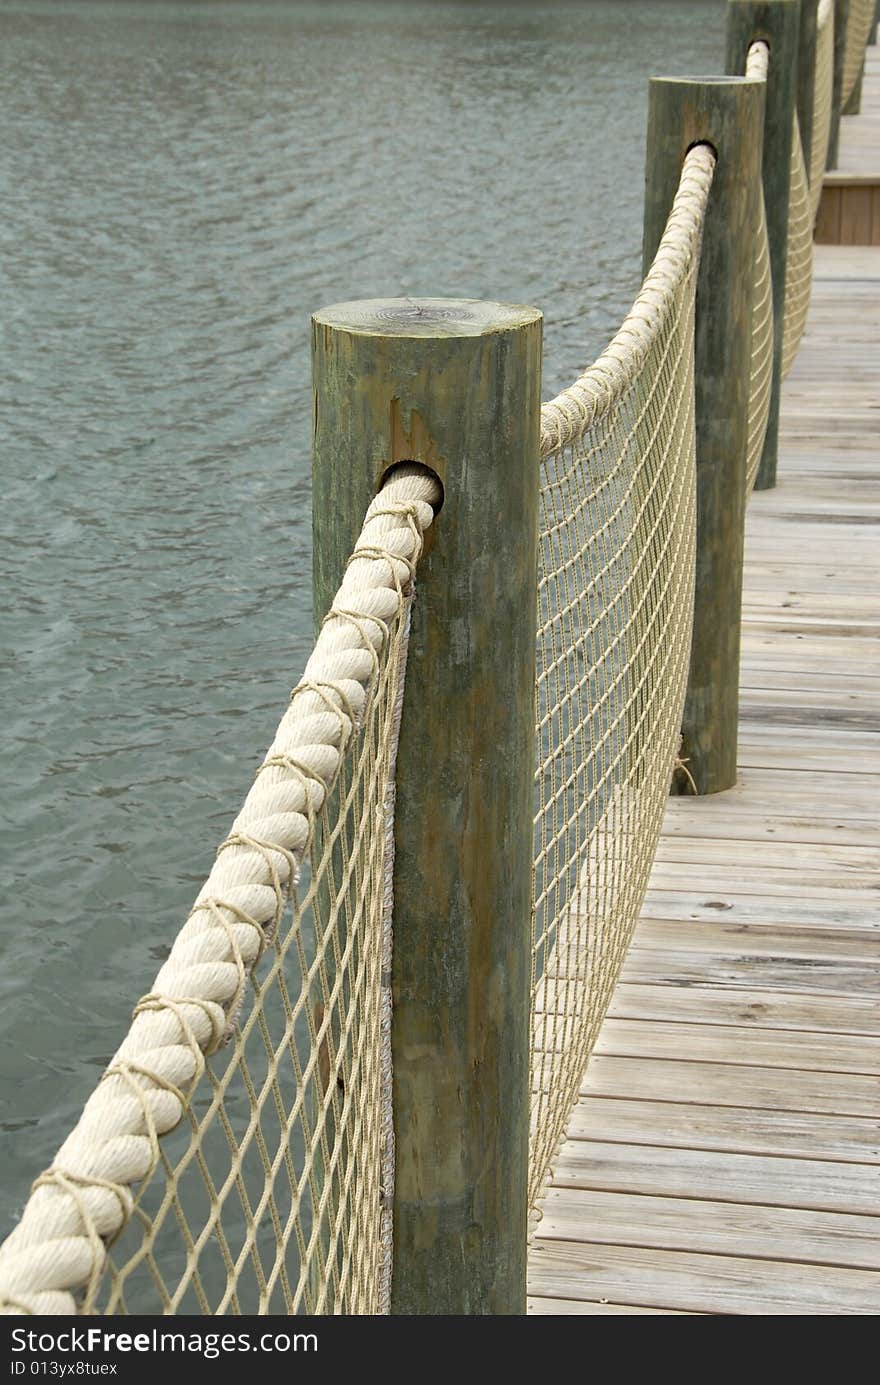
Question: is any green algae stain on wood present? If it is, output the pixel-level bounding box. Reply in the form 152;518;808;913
311;298;542;1314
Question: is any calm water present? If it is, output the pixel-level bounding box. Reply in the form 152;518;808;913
0;0;723;1234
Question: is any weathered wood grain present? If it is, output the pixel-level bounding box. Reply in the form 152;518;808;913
581;1055;880;1117
538;1188;880;1270
605;982;880;1035
529;1239;880;1314
726;1;800;486
551;1140;880;1216
527;1295;700;1315
561;1095;880;1163
644;77;763;793
312;298;543;1315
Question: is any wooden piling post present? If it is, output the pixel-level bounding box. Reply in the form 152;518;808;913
643;77;763;795
311;298;542;1314
870;0;878;45
795;0;821;184
726;0;801;491
828;0;851;166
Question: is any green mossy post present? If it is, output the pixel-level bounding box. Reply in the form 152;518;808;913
311;298;542;1315
870;1;878;46
828;0;851;166
726;0;801;491
643;77;763;796
796;0;820;183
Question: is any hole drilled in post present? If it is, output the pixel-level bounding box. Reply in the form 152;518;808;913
379;460;445;515
687;137;720;160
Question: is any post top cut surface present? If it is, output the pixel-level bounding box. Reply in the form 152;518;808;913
651;74;753;85
313;297;542;339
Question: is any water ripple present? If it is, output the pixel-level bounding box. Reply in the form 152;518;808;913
0;0;723;1231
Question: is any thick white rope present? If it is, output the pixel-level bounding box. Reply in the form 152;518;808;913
539;143;716;458
0;465;441;1316
745;38;769;82
842;0;875;109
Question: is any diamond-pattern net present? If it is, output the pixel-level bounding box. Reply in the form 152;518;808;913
528;145;715;1211
782;110;814;379
0;469;441;1317
91;696;399;1318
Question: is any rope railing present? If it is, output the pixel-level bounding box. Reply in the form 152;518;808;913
0;466;440;1316
531;145;714;1210
0;0;864;1318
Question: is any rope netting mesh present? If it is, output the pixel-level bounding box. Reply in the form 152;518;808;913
747;190;774;490
842;0;875;108
782;108;814;379
810;0;835;221
528;145;715;1211
744;42;774;493
0;467;440;1317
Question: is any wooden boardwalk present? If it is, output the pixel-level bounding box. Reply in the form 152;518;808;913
817;46;880;242
528;55;880;1316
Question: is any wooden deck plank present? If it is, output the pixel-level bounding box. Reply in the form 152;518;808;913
589;1020;880;1075
637;886;875;919
535;1015;880;1074
550;1141;880;1216
562;1096;880;1164
715;766;879;816
653;837;880;871
537;1189;880;1270
527;1295;699;1314
659;811;878;849
838;49;880;179
528;50;880;1315
619;949;880;997
624;915;878;952
580;1056;880;1118
528;1241;880;1315
606;982;880;1035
